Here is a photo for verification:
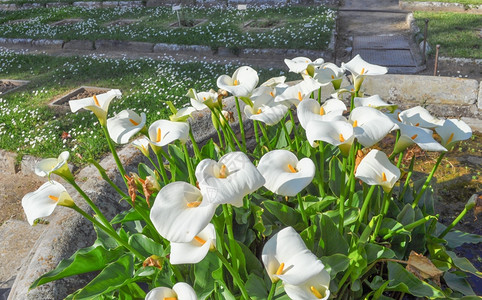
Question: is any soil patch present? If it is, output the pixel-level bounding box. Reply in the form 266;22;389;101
50;18;83;26
0;81;17;94
244;19;282;31
169;18;207;28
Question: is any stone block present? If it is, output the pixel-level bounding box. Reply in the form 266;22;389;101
118;1;143;7
73;1;102;7
0;4;17;10
0;150;16;175
95;39;154;52
145;0;163;6
1;38;32;47
102;1;119;7
478;82;482;110
46;2;69;7
63;40;94;50
31;39;64;49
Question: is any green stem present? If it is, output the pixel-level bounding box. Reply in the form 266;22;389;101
253;120;260;146
338;157;347;234
337;267;352;296
318;143;325;197
155;151;169;184
214;249;251;300
412;152;445;208
317;87;322;104
222;204;238;272
259;123;271;150
234;96;247;151
280;116;295;151
399;155;415;201
355;185;377;232
71;204;144;260
383;215;436;240
288;110;300;152
371;192;392;242
101;125;127;185
189;128;202;161
182;143;196;185
438;207;468;239
267;280;278;300
297;194;310;234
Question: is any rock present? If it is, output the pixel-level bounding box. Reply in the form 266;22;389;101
73;1;102;8
31;39;64;49
63;40;94;50
0;150;16;174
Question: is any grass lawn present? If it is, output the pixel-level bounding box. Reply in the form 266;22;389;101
0;6;335;51
406;0;481;6
414;11;481;59
0;49;296;163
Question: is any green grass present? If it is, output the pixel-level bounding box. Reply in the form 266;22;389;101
0;6;336;50
0;50;296;164
414;11;481;59
407;0;481;6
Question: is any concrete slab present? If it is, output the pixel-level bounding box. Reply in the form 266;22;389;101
95;40;154;53
353;49;416;67
353;35;411;49
62;40;94;51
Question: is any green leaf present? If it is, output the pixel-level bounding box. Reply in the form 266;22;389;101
245;274;269;299
138;163;156;180
435;223;482;249
263;200;304;230
111;209;142;225
396;204;415;225
365;243;395;264
30;245;125;289
379;218;410;238
323;208;359;227
128;233;164;258
321;254;349;278
318;214;348;256
328;156;344;197
304;196;336;216
168;144;188;181
444;271;475;296
72;254;136;299
200;139;217;161
195;252;221;299
237;242;264;275
386;261;445;298
446;251;482;278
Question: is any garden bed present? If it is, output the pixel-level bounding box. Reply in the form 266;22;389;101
48;86;113;113
0;79;29;95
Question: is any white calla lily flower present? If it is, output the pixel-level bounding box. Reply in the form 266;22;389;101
435;119;472;150
22;180;74;225
355;149;401;192
145;282;197;300
132;137;151;157
69;89;122;125
350;106;396;148
261;76;286;87
393;123;447;154
217;66;259;97
284;57;324;77
35;151;71;179
244;86;288;126
274;77;321;107
313;62;345;89
399;106;444;128
297;99;346;130
262;227;325;285
187;88;219;110
170;106;196;122
257;150;315;196
306;119;354;155
147;119;190;150
284;270;331;300
196;152;265;207
342;55;388;91
170;223;215;265
106;109;146;144
354;95;398;113
150;181;216;243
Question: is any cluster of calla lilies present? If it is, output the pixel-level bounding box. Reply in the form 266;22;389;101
22;54;478;300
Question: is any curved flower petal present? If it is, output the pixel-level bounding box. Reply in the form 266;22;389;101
145;287;176;300
145;282;197;300
435;119;472;150
354;94;398;113
274;78;321;106
69;89;122;125
35;151;71;179
261;76;286;87
350;106;396;148
306;119;354;153
217;66;258;97
284;57;313;74
196;152;265;207
399;106;443;128
393;123;446;154
257;150;315;196
313;62;344;88
245;103;288;126
342;55;388;91
283;270;331;300
262;227;324;285
355;149;400;192
170;223;215;265
22;180;73;225
107;110;146;144
132;137;151;157
297;99;346;130
150;182;216;243
148;119;190;147
187;88;219;110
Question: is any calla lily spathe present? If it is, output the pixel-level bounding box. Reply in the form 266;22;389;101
22;180;74;225
353;95;398;113
284;270;331;300
355;149;400;192
398;106;444;128
274;77;321;107
217;66;259;97
170;223;215;265
297;98;346;130
147;119;190;150
145;282;197;300
244;86;288;126
261;76;286;88
69;89;122;125
435;119;472;150
132;137;151;157
313;62;345;90
393;123;446;154
306;119;354;155
186;88;219;110
342;55;388;92
106;109;146;144
262;227;325;285
35;151;73;181
195;152;265;207
350;106;396;148
284;57;324;77
257;150;315;197
150;181;216;243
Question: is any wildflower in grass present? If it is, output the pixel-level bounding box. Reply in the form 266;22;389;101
244;86;288;126
398;106;444;129
274;77;321;107
22;181;75;226
195;152;265;207
35;151;73;181
186;88;219;110
262;227;325;285
217;66;259;97
313;62;345;90
353;95;398;113
306;119;354;156
106;109;146;144
150;181;216;243
132;137;151;157
393;123;446;154
257;150;315;197
170;223;216;265
350;106;396;148
145;282;197;300
284;270;331;300
435;119;472;151
297;98;346;130
69;89;122;126
355;149;400;192
147;119;189;151
342;55;388;92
